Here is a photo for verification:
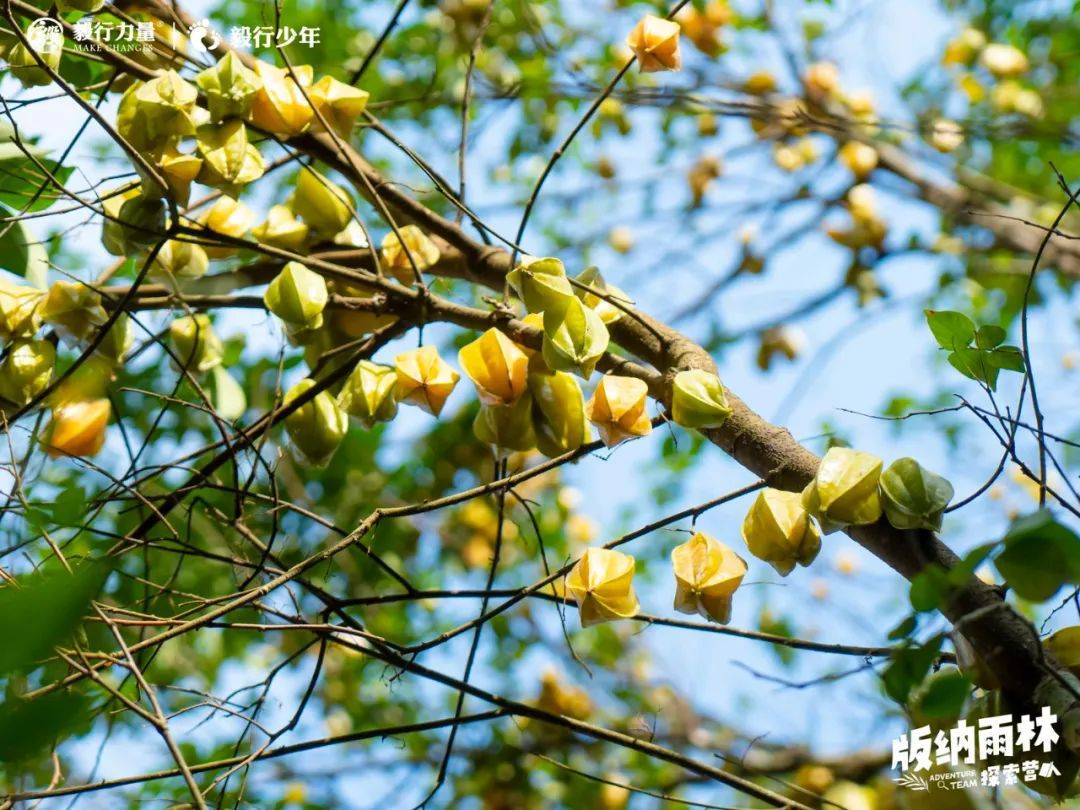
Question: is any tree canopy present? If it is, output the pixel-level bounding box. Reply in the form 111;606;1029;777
0;0;1078;807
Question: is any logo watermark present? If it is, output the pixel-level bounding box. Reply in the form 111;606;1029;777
891;706;1062;792
58;17;321;55
27;17;64;55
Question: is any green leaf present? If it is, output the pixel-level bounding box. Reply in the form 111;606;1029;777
948;543;997;587
50;485;87;527
994;510;1080;602
910;564;950;612
888;614;918;640
947;348;1000;389
0;149;74;214
883;635;944;705
0;204;49;287
987;345;1026;372
925;310;975;350
0;692;87;763
0;561;107;676
913;669;971;719
975;325;1006;349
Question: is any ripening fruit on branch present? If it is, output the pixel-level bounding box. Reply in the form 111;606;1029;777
585;375;651;448
57;0;106;13
195;120;266;191
573;266;632;325
195;52;263;122
459;328;529;407
671;532;746;624
741;489;821;576
744;70;777;95
44;399;111;459
309;76;370;137
380;225;441;284
148;144;202;207
980;43;1029;78
198;195;255;257
253;205;310;251
803;61;840;100
626;14;682;72
7;24;62;88
0;278;44;341
264;262;328;334
756;325;805;371
541;296;609;379
337;361;398;428
607;226;635;254
248;61;315;137
473;390;536;454
676;2;731;58
991;80;1043;118
152;240;210;280
169;314;224;373
102;189;166;257
117;71;199;150
0;339;55;406
565;547;640;627
929;118;964;153
96;315;133;365
801;447;883;533
394;346;459;416
40;281;107;345
535;669;592;720
942;28;986;67
507;257;574;315
282;378;348;467
528;365;589;457
670;369;731;430
1044;627;1080;678
878;457;954;532
838;141;878;179
826;184;887;250
289;167;353;237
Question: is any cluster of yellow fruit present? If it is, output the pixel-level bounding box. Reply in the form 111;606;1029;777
96;50;369;275
272;251;734;467
675;1;733;58
0;278;137;457
562;447;953;628
826;183;887;253
942;30;1039;116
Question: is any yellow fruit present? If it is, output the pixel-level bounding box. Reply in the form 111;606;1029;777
625;14;682;72
45;399;111;458
565;547;640;627
671;532;746;624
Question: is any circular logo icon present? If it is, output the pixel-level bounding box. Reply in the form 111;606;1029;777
27;17;64;55
188;18;221;52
